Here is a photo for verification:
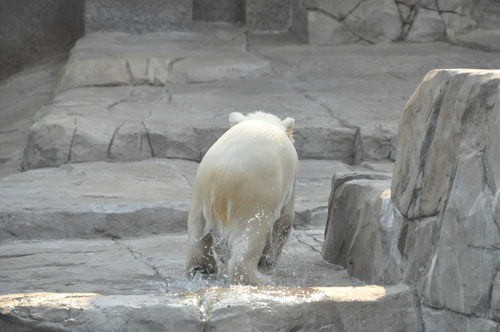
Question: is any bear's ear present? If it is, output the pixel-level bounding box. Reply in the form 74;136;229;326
229;112;246;127
282;117;295;141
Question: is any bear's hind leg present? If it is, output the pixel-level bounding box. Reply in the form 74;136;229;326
259;211;294;269
185;205;217;278
228;215;273;285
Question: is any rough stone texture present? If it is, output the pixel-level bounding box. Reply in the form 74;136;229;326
0;0;84;82
422;306;499;332
193;0;245;23
246;0;291;32
0;159;347;241
321;171;405;285
0;159;194;241
84;0;192;33
451;29;500;52
0;230;423;331
0;285;422;332
392;69;500;320
293;0;500;46
406;8;446;42
57;26;271;92
23;83;355;168
0;231;364;295
24;33;500;170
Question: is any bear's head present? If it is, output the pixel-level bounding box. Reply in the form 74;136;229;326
229;111;295;142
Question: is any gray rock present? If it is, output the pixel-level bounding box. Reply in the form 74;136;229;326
1;159;195;241
344;0;402;43
0;159;347;241
0;231;364;295
23;82;358;168
407;8;446;42
306;10;358;45
57;27;271;92
85;0;192;33
422;305;499;332
0;283;422;332
321;172;404;285
246;0;291;32
392;69;500;319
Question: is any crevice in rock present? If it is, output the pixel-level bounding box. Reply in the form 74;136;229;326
107;122;125;159
407;86;446;217
113;239;170;292
422;302;500;323
67;118;77;163
295;233;321;254
141;121;155;158
395;0;419;41
306;6;375;44
410;289;426;332
125;59;135;85
433;0;449;41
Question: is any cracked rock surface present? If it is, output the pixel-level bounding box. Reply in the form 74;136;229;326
22;26;500;170
294;0;499;46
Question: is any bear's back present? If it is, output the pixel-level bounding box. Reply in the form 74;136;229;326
194;119;297;227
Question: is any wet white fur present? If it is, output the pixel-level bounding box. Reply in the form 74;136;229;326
185;111;298;285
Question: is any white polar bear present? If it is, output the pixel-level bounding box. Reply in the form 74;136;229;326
185;111;298;285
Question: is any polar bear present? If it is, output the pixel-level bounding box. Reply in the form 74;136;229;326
185;111;298;285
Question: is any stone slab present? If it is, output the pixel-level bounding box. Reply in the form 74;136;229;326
85;0;192;33
0;230;361;296
23;82;355;169
0;284;422;332
57;26;271;92
0;232;422;331
0;159;350;241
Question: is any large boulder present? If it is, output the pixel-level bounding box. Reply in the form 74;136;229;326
321;171;402;285
323;69;500;328
394;69;500;323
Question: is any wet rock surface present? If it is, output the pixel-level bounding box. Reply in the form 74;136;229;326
0;284;421;332
0;230;422;331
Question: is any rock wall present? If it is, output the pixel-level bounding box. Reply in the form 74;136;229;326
323;69;500;330
393;69;500;327
85;0;193;33
193;0;245;24
0;0;84;82
292;0;480;45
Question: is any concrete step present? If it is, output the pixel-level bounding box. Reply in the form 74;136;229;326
0;231;422;331
0;159;376;241
24;82;356;169
57;26;271;93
